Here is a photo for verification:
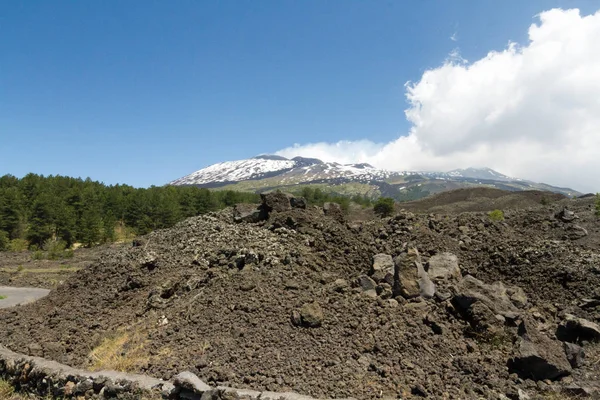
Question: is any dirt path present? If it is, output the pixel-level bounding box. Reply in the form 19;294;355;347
0;286;50;309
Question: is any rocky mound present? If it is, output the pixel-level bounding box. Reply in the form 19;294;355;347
400;187;567;213
1;193;599;399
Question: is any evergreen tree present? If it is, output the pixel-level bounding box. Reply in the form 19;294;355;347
27;193;57;246
78;187;104;246
0;230;8;251
0;187;26;239
373;197;395;217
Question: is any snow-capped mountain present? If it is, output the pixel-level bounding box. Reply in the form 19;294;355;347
170;155;396;186
169;156;297;185
169;155;579;200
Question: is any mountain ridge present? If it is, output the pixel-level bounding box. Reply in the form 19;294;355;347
169;155;581;201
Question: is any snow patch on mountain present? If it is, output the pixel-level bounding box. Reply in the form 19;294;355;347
169;157;297;185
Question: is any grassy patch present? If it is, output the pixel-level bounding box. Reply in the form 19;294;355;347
0;379;14;399
89;327;151;372
0;295;7;300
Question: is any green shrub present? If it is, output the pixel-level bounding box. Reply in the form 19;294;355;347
0;231;8;251
488;209;504;222
31;250;45;260
8;238;28;252
43;239;70;260
540;195;550;205
374;197;395;217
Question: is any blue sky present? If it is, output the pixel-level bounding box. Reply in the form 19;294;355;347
1;0;598;187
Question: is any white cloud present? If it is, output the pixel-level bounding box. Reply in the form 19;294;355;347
450;32;458;42
276;8;600;192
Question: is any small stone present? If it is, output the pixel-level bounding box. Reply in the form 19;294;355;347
331;278;349;293
290;310;302;326
64;381;76;396
556;314;600;344
563;342;585;368
411;384;428;397
378;285;393;299
555;207;577;222
297;301;324;328
27;343;43;357
566;224;588;239
74;379;94;395
372;254;394;275
173;371;212;393
239;281;256;292
393;248;422;298
290;196;307;209
427;252;462;282
196;355;209;369
357;275;377;291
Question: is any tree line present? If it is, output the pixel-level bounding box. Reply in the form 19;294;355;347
294;186;373;211
0;174;259;250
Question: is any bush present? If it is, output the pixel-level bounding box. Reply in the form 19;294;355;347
8;238;28;252
373;197;395;217
488;209;504;222
31;250;45;260
0;231;8;251
43;239;72;260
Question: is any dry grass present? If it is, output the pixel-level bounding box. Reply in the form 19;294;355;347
88;327;151;372
88;323;173;373
0;380;14;399
114;223;136;243
0;381;33;400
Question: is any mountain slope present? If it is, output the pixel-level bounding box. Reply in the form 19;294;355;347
169;155;581;200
